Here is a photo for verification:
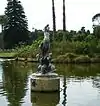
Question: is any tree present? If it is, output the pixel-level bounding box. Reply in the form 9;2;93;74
81;27;85;33
0;15;7;49
52;0;56;40
92;13;100;28
63;0;66;31
93;26;100;38
0;15;7;32
4;0;29;48
62;0;66;42
92;13;100;38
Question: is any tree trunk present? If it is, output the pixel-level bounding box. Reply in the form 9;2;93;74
1;24;4;32
0;25;4;49
63;0;66;42
52;0;56;40
63;0;66;31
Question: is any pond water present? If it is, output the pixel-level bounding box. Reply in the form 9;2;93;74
0;60;100;106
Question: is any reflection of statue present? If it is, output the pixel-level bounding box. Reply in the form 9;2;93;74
37;24;55;74
31;92;60;106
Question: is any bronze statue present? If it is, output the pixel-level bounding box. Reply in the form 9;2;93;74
37;24;55;74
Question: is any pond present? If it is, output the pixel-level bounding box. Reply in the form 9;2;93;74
0;60;100;106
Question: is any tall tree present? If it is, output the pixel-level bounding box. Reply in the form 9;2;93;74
0;15;7;32
92;13;100;38
92;13;100;27
52;0;56;40
63;0;66;31
4;0;29;48
62;0;66;42
0;15;7;49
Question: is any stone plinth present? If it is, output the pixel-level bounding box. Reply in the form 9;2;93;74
30;73;60;92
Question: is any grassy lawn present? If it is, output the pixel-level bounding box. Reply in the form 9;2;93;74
0;52;17;58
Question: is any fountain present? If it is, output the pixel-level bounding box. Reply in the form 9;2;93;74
31;24;60;92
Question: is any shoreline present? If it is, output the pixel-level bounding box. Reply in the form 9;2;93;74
0;56;100;64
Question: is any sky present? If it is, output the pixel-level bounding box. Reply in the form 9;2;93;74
0;0;100;32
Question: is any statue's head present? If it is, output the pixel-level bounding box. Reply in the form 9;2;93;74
44;24;49;32
46;24;49;27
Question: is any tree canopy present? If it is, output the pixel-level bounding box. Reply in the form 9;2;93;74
92;13;100;27
4;0;29;48
92;13;100;38
0;15;7;31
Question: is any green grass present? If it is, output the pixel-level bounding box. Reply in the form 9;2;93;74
0;52;17;58
0;39;100;63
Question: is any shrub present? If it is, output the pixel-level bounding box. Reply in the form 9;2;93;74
74;55;91;63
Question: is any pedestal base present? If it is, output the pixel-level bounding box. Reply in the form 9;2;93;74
30;73;60;92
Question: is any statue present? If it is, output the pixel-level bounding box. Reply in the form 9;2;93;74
31;25;59;92
40;24;50;57
37;24;55;74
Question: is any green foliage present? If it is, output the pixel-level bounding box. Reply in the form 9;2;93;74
65;53;78;59
0;52;17;58
74;40;98;55
53;53;77;63
55;30;63;41
53;53;91;63
36;30;44;40
93;26;100;38
4;0;29;49
96;40;100;53
85;35;95;41
17;40;42;58
91;57;100;63
55;30;72;41
75;41;90;54
51;41;75;58
73;33;86;41
74;55;91;63
0;15;7;31
52;36;100;58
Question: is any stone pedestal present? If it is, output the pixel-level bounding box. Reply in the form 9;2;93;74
30;73;60;92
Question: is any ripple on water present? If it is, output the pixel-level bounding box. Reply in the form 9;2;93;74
0;62;100;106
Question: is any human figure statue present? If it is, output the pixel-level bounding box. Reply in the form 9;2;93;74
39;24;50;57
37;24;55;74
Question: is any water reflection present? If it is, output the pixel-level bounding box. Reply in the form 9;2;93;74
0;62;3;87
56;63;100;78
2;61;32;106
31;92;60;106
92;76;100;89
56;64;100;106
62;76;67;106
0;62;100;106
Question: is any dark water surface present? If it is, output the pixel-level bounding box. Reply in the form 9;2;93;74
0;60;100;106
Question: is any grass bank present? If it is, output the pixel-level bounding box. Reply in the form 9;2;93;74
0;40;100;63
0;51;17;59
